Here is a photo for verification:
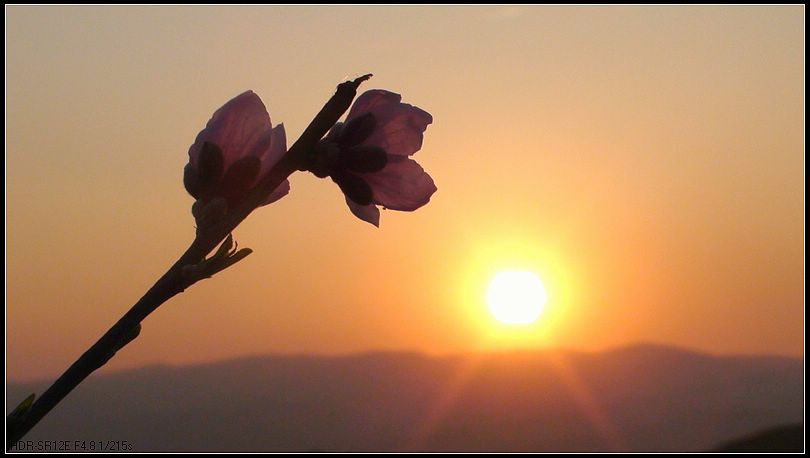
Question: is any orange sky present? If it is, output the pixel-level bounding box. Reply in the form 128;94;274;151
6;6;804;381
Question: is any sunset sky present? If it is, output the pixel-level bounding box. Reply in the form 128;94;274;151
6;6;804;381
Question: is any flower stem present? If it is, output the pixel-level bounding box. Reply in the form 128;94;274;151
6;75;370;449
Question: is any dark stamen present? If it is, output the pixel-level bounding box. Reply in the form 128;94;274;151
198;142;225;187
338;113;376;147
331;171;373;206
341;145;388;173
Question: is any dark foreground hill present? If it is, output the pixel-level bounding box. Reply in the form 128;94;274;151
6;344;804;452
710;423;803;452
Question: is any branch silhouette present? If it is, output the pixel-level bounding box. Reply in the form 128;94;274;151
6;74;373;448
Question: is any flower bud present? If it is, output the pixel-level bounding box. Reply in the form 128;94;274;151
183;90;290;213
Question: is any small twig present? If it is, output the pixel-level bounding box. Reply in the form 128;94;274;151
181;234;254;286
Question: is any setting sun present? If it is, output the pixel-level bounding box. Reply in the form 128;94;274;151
487;271;548;325
5;5;804;454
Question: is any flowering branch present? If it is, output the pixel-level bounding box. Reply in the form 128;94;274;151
5;74;373;448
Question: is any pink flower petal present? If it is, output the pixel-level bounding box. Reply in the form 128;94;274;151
346;90;402;120
345;196;380;227
259;124;287;178
348;90;433;157
361;156;436;211
189;90;273;171
256;123;291;206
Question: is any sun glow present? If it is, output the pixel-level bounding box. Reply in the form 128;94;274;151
487;271;548;325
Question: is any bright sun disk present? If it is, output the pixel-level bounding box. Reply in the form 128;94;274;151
487;271;548;325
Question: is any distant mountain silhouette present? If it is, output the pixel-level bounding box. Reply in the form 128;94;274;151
6;344;803;452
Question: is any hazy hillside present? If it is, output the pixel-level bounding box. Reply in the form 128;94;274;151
6;344;803;452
